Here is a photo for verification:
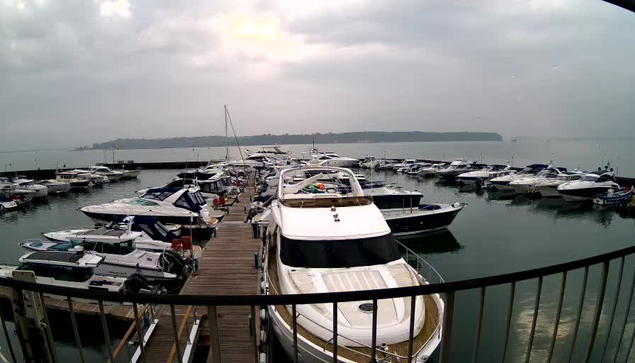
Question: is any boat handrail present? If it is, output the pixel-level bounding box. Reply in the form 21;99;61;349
396;239;445;284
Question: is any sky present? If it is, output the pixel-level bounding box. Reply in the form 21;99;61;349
1;0;635;150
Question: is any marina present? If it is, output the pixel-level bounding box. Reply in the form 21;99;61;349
0;144;635;362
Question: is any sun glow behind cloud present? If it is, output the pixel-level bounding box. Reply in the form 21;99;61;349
100;0;130;18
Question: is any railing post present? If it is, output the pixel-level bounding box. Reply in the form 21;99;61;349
250;305;259;363
567;266;589;363
584;261;610;362
501;281;516;363
67;296;86;363
371;299;378;362
472;287;486;363
600;256;625;361
207;305;222;363
292;304;298;363
0;303;17;363
332;302;338;363
439;291;455;363
98;300;114;363
38;292;57;363
525;276;543;363
613;262;635;362
547;271;567;363
407;295;417;363
132;303;147;363
170;305;183;363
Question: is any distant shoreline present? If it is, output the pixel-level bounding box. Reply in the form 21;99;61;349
78;131;503;151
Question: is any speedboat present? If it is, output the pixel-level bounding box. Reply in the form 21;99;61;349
71;169;107;186
488;164;548;191
38;179;71;194
11;179;48;199
80;187;222;233
0;251;161;296
0;177;36;201
314;152;359;167
0;196;25;213
138;174;240;201
401;163;432;175
457;165;515;186
263;165;444;362
417;163;446;177
508;167;568;194
89;165;125;182
20;238;189;285
594;186;635;206
391;158;417;171
534;173;584;197
557;172;621;202
43;216;181;246
437;160;478;181
177;164;226;180
121;167;142;179
56;171;93;190
382;203;466;236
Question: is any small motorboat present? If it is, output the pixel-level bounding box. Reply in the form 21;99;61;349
38;179;71;194
0;196;26;213
457;164;515;186
489;164;548;191
381;202;466;236
593;186;635;206
437;160;479;181
0;251;162;297
56;171;93;191
417;163;447;177
557;172;620;202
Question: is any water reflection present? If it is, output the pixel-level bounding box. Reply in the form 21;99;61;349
396;230;462;255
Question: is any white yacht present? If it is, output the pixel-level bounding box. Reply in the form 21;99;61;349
416;163;446;177
80;187;222;232
264;165;444;363
12;179;48;199
71;169;107;186
488;164;548;191
89;165;125;182
534;173;584;197
457;165;515;185
391;159;417;171
508;167;568;194
437;160;478;181
0;196;25;212
56;171;93;190
0;251;159;295
38;179;71;194
313;152;359;168
557;172;620;202
0;177;37;201
20;238;189;285
121;167;142;179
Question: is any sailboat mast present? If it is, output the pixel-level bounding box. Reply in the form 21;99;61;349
224;104;229;160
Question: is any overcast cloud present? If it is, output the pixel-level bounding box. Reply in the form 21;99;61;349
1;0;634;150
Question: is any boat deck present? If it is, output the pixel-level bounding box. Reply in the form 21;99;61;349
142;183;262;362
266;246;441;362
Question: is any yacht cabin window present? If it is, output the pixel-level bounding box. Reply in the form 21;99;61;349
17;263;93;282
280;234;401;268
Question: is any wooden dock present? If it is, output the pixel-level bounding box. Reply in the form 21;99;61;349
142;183;262;363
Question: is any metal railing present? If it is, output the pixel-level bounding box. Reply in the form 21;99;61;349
1;243;635;362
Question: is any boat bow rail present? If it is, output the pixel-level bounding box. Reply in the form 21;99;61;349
3;242;635;362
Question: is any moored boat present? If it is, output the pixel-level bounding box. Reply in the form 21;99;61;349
263;165;444;362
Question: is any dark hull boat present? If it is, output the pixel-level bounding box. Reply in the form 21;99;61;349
382;203;465;236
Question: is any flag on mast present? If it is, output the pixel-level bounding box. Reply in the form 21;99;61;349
114;144;119;150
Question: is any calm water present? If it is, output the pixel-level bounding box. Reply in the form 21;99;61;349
3;139;635;175
0;166;634;361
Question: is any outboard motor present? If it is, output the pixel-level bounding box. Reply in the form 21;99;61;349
125;273;158;294
160;250;190;277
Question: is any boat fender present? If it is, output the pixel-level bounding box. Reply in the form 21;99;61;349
260;329;267;343
260;309;266;321
259;353;267;363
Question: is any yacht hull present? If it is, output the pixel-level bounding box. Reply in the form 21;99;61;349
488;181;514;191
46;183;71;194
536;185;561;198
558;187;615;202
382;204;464;236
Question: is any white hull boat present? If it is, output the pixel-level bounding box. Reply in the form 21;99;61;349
39;179;71;194
263;165;444;363
557;172;620;202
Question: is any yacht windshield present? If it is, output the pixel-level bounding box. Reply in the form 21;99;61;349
280;234;401;268
581;175;599;182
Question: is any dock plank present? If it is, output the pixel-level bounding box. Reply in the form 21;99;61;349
143;176;262;363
